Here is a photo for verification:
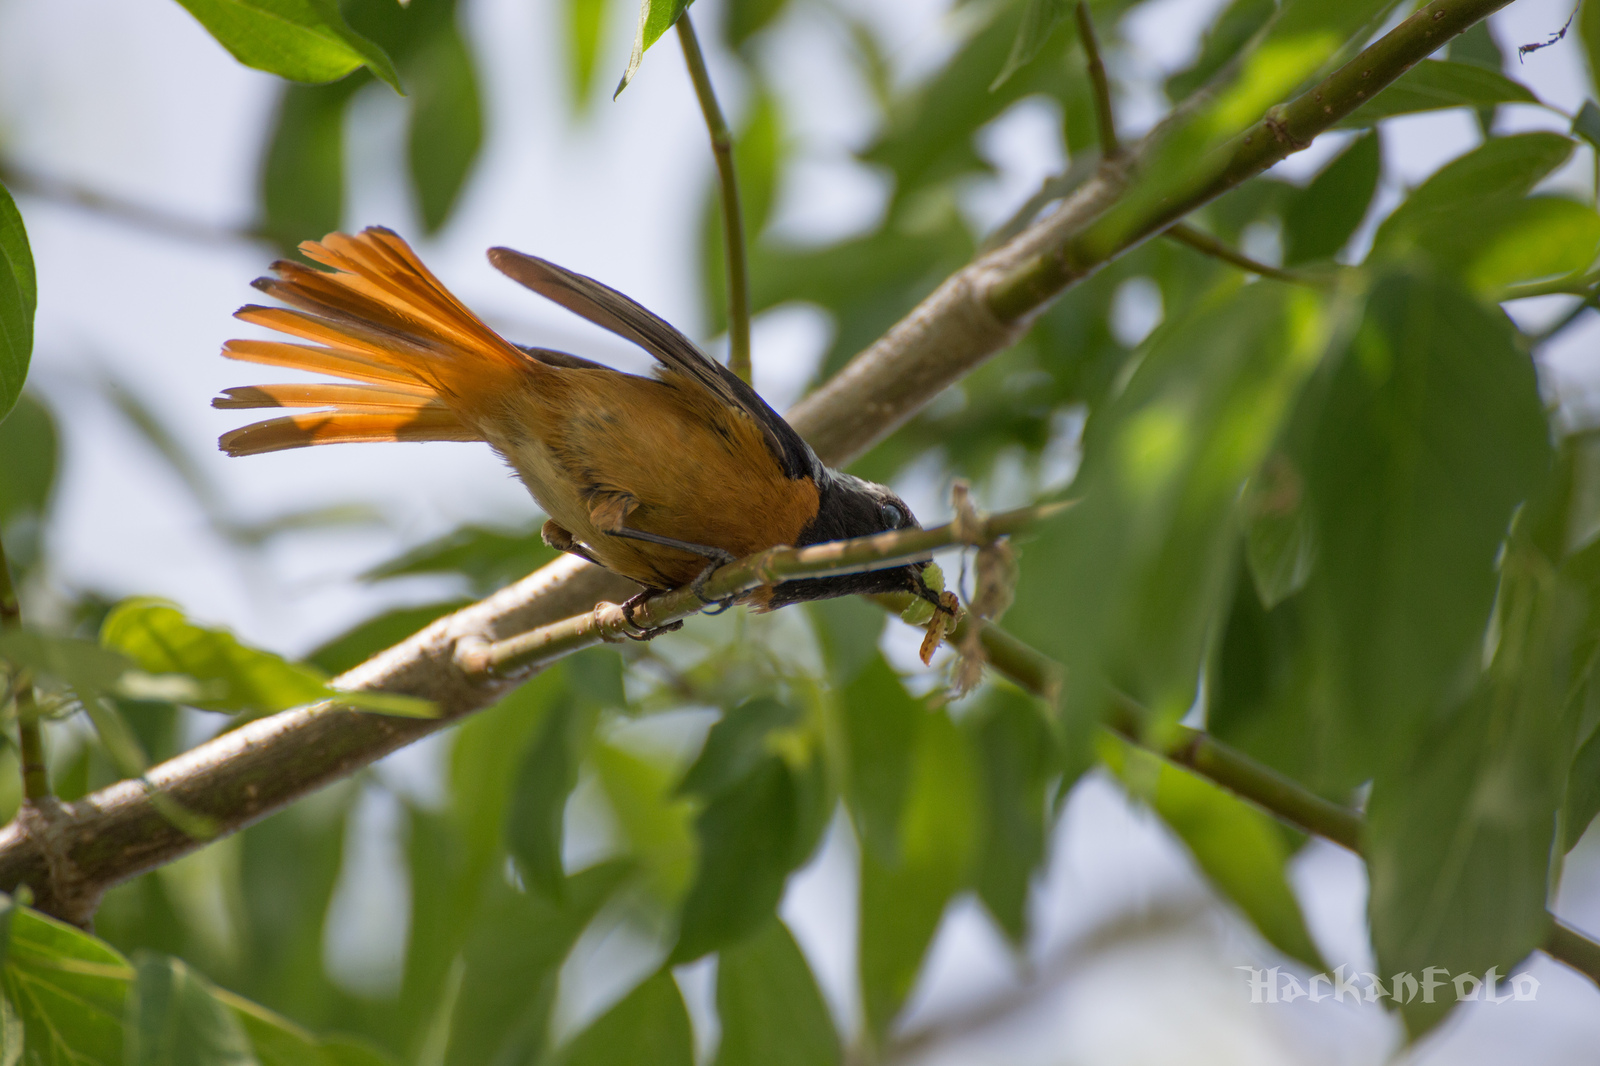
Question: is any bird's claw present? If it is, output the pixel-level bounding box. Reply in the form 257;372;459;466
690;550;738;615
619;592;683;641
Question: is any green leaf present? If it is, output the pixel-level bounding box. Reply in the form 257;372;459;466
171;0;402;90
445;861;631;1066
1337;59;1539;127
505;694;591;898
863;1;1084;200
673;756;807;962
319;1040;398;1066
101;598;434;717
0;182;34;423
1243;455;1316;609
1449;18;1504;72
859;709;977;1038
407;20;483;232
1565;711;1600;850
1282;130;1379;266
592;741;697;904
1208;575;1354;796
1298;271;1552;773
567;0;610;109
990;0;1070;92
0;992;18;1066
677;696;799;799
1375;132;1575;248
1367;541;1580;1035
1460;197;1600;295
556;970;693;1066
221;991;334;1066
2;906;134;1066
806;596;886;689
362;523;556;596
969;688;1057;944
0;393;55;531
127;953;257;1066
1104;735;1324;969
724;0;788;47
1370;133;1596;293
838;657;922;865
306;599;470;675
1582;0;1600;92
566;647;626;710
1573;100;1600;153
1165;0;1276;103
449;670;572;914
1006;282;1335;764
714;920;839;1066
259;80;358;251
614;0;691;98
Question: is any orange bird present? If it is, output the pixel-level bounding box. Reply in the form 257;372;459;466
214;228;946;629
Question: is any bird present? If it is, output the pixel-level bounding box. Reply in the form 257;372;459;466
213;227;952;635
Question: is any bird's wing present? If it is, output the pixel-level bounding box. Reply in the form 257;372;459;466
488;247;820;482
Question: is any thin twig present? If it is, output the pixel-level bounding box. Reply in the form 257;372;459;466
1076;1;1119;157
0;161;259;247
456;500;1068;678
0;535;49;801
1164;222;1322;286
677;14;752;384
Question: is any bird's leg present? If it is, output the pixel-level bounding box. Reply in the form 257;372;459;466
603;527;739;614
541;519;602;566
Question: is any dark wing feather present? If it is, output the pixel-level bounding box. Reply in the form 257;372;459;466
488;247;820;482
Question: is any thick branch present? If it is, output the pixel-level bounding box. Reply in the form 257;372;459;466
0;0;1510;920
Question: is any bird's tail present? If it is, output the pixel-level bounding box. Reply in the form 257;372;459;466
214;227;534;457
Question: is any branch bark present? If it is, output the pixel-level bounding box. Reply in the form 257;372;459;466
0;0;1514;923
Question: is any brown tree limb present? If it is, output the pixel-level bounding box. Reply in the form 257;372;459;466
0;0;1513;921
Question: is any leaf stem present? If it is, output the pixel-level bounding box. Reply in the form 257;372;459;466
1076;1;1119;158
0;534;49;802
677;13;752;384
1164;222;1323;286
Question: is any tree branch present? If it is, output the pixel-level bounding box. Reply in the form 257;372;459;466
0;161;259;247
677;13;753;384
0;0;1514;922
986;0;1513;320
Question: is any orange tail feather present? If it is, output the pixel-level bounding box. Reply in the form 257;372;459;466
216;227;539;455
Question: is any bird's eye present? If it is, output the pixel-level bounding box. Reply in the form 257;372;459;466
879;502;905;528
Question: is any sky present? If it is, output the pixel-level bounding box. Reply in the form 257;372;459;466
2;0;1600;1062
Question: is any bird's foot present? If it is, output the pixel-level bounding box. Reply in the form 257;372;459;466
689;549;739;615
618;591;684;641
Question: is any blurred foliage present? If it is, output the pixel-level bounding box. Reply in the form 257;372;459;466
260;0;486;249
3;0;1600;1059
